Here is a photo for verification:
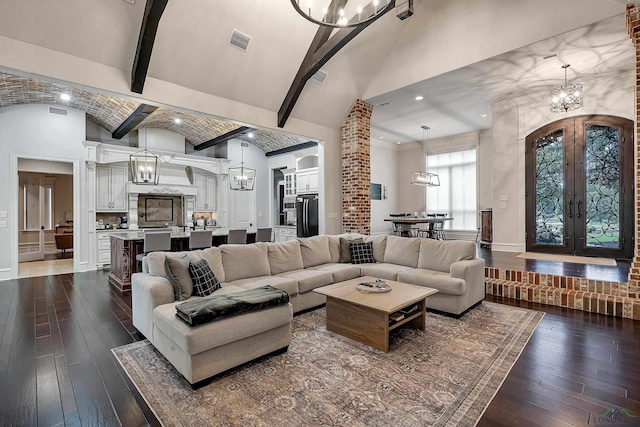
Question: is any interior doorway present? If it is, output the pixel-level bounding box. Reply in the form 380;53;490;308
17;159;74;263
525;115;634;259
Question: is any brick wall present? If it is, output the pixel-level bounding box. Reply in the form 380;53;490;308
626;4;640;289
341;99;373;234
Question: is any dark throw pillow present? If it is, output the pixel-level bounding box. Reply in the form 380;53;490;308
350;241;375;264
188;259;221;297
164;255;193;301
339;237;363;263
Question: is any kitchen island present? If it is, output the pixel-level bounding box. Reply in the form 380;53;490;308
108;229;256;293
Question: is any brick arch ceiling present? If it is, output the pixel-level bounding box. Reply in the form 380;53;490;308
0;72;310;152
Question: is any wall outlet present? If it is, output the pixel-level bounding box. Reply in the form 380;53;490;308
499;202;506;209
258;212;263;217
0;221;7;228
499;195;509;201
0;211;6;218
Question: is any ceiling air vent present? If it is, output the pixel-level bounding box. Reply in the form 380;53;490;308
311;69;328;84
229;29;251;52
241;142;249;148
49;107;68;116
376;101;391;107
123;0;135;4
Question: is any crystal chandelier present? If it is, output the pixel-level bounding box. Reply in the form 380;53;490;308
229;138;256;191
550;64;583;113
290;0;395;28
411;125;440;187
130;128;160;185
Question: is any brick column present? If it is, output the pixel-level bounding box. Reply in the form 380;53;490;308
341;99;373;234
627;4;640;287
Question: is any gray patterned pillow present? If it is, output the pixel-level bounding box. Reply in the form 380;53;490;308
188;259;221;297
339;237;363;263
164;255;193;301
349;241;375;264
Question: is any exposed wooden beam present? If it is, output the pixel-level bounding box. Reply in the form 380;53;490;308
277;0;396;128
265;141;318;157
111;104;158;139
195;126;254;151
131;0;169;94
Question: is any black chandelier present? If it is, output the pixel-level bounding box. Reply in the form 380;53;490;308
290;0;395;28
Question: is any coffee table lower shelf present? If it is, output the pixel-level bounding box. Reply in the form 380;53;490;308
325;298;427;353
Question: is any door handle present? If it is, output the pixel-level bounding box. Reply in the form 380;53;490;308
567;200;572;218
576;200;581;219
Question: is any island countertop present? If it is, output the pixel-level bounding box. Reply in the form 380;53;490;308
109;228;233;240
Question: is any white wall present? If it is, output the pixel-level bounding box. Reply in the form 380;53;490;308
490;71;635;252
86;120;135;147
477;129;493;210
396;143;426;214
370;141;399;234
140;128;185;154
0;104;87;279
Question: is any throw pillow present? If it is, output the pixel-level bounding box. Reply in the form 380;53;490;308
339;237;363;263
349;241;375;264
188;259;221;297
164;255;193;301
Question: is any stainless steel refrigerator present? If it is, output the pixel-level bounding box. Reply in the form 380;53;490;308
296;194;319;237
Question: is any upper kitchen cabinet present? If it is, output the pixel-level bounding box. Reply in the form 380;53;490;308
283;168;296;196
296;168;319;194
194;172;216;211
96;165;127;211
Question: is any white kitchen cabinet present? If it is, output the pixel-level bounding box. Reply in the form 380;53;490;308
296;168;319;194
96;165;127;211
96;232;112;267
194;173;216;211
274;226;297;242
283;169;296;196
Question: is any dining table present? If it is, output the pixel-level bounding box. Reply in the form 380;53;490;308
384;217;453;238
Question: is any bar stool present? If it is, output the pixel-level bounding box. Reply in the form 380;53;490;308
189;230;213;250
227;229;247;244
256;228;272;242
136;231;171;271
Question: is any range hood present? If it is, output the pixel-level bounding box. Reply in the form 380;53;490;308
126;162;197;196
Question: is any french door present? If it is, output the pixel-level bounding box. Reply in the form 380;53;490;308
525;115;633;259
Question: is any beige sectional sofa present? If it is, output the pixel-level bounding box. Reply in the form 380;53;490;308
131;234;484;384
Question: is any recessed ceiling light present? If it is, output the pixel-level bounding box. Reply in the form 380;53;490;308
480;113;488;118
174;118;182;124
415;96;424;101
396;141;401;145
247;132;255;138
60;93;71;101
379;136;384;139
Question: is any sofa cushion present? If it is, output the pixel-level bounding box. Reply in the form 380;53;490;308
383;235;421;268
397;269;466;296
326;235;341;263
350;241;375;264
359;263;414;281
276;269;334;294
298;236;332;268
153;291;293;356
364;234;387;263
339;237;363;263
266;240;304;275
221;243;270;282
164;255;193;301
308;263;361;283
189;259;221;297
418;239;476;273
147;247;225;283
229;276;299;297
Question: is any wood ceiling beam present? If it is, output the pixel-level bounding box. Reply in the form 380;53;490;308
265;141;318;157
131;0;169;94
111;104;158;139
277;0;396;128
195;126;254;151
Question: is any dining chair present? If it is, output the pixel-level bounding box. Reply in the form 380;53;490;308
54;233;73;258
136;231;171;271
389;213;409;236
189;230;213;250
434;213;448;240
256;228;272;242
227;229;247;244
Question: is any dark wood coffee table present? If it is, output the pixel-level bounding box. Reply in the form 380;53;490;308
313;276;438;352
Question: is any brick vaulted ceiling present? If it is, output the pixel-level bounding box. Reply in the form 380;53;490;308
0;72;309;152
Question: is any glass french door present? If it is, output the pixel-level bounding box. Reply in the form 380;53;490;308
525;115;633;259
18;175;53;262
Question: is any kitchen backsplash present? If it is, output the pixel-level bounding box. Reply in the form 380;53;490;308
137;195;183;227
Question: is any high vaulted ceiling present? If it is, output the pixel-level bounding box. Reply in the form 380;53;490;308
0;0;630;148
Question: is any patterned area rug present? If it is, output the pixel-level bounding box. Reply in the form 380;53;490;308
113;302;543;427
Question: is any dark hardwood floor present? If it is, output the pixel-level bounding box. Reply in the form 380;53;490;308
1;266;638;426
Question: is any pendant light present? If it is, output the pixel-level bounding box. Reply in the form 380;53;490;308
550;64;583;113
130;128;160;185
411;125;440;186
229;136;256;191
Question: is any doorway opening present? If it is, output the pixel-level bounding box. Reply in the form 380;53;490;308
525;115;634;259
